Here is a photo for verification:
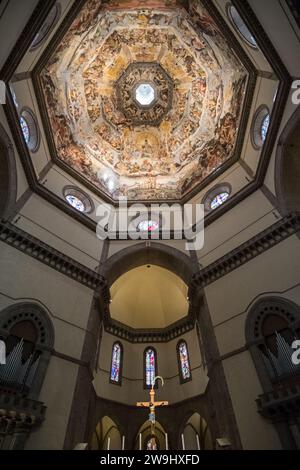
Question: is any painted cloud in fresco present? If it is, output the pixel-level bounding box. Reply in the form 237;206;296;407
40;0;248;201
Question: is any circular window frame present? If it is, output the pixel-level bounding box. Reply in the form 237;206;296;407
202;183;232;212
226;3;258;49
251;105;270;150
63;186;94;214
130;212;162;232
19;107;40;153
30;3;61;51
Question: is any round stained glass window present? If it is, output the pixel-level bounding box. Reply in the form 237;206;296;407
261;114;270;142
20;116;30;144
138;220;159;231
63;186;94;214
210;192;230;210
65;194;86;212
30;3;61;50
251;106;270;149
19;108;40;152
227;5;257;48
135;83;155;106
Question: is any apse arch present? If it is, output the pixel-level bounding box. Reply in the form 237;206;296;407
101;242;193;287
100;242;197;336
0;123;17;219
275;105;300;215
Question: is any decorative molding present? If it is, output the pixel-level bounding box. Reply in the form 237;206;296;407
256;384;300;420
0;391;46;427
191;212;300;289
1;213;300;341
0;0;291;232
0;219;109;295
0;0;56;82
31;0;256;207
104;316;195;344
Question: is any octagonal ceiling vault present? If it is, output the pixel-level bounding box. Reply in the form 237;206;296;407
38;0;249;203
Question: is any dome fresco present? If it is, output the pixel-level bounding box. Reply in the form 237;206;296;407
40;0;248;202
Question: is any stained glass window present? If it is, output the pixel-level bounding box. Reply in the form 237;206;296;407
20;116;30;144
19;109;40;152
178;341;191;381
251;106;270;149
228;5;257;48
110;342;122;383
138;220;159;231
145;348;156;388
210;192;230;210
65;194;86;212
261;114;270;142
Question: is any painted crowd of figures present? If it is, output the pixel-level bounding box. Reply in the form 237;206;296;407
41;0;248;200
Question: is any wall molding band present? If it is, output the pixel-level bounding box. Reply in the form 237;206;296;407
0;218;109;295
1;211;299;302
191;212;300;289
1;212;300;342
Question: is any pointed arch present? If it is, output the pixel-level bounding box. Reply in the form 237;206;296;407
109;341;123;385
177;339;192;383
143;346;158;389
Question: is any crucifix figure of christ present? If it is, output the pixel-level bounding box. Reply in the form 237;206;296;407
136;376;168;450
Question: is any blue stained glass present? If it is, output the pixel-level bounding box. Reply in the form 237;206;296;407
210;192;229;210
146;349;156;387
65;194;85;212
179;342;191;380
110;343;121;383
20;116;30;143
261;114;270;142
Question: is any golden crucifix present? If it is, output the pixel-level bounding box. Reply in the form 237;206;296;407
136;376;168;450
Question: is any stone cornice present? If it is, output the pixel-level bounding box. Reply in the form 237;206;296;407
1;213;300;342
191;212;300;290
0;219;109;296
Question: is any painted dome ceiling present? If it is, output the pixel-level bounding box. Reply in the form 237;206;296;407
40;0;248;202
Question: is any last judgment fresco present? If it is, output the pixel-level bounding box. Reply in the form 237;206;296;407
40;0;248;201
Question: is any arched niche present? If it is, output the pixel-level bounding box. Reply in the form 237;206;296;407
245;296;300;392
182;412;213;450
275;105;300;214
0;123;17;219
0;302;55;400
89;416;122;450
134;420;167;450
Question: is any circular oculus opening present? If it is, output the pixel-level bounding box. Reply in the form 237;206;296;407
135;83;156;106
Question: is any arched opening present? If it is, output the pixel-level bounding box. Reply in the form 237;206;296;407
100;242;196;339
275;106;300;214
0;302;55;399
0;123;17;219
183;413;213;450
134;420;167;450
101;242;193;287
109;265;189;329
246;297;300;388
89;416;122;450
